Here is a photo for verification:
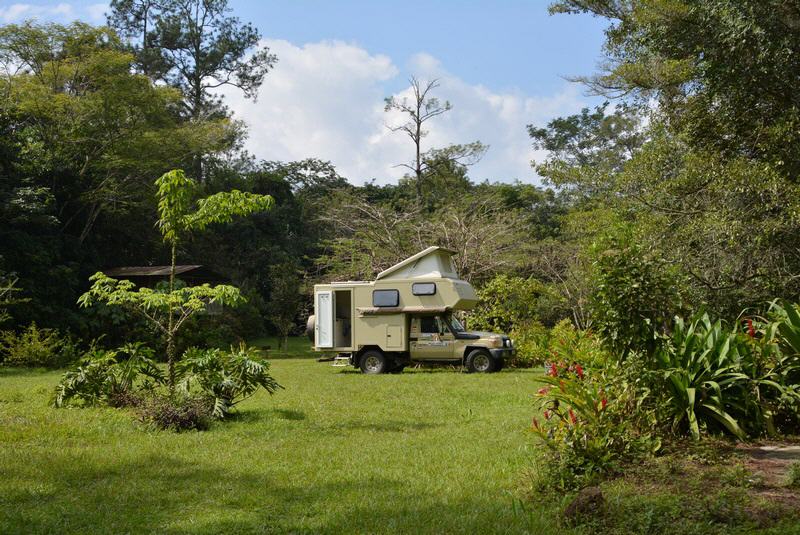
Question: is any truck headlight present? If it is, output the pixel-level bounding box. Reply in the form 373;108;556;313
504;338;512;348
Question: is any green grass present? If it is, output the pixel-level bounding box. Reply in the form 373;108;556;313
0;360;549;534
3;357;798;534
247;335;314;358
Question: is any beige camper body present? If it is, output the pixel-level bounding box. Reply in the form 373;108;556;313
310;247;514;374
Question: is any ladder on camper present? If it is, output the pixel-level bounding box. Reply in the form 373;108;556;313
332;353;350;367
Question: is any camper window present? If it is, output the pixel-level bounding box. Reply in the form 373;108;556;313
420;316;447;335
412;282;436;296
373;289;399;307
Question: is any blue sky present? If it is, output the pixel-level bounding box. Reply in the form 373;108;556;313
0;1;611;184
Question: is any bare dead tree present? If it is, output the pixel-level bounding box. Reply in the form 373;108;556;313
384;77;452;197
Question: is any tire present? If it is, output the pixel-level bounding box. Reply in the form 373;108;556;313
359;350;389;374
465;349;496;373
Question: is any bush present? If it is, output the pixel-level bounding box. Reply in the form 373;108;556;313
656;309;800;440
54;341;283;429
176;343;283;418
53;343;164;407
0;323;79;367
512;319;607;368
135;392;213;431
531;348;660;491
591;231;684;360
469;274;544;333
786;461;800;488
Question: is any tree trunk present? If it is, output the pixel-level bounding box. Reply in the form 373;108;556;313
167;241;177;394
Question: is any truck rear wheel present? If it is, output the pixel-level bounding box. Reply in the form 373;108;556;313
359;350;389;374
465;349;496;373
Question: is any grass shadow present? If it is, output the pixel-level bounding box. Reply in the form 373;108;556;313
273;408;306;421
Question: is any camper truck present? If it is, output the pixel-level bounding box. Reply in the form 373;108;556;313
307;246;514;374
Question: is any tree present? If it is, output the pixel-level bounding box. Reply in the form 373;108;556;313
318;189;528;284
0;22;236;329
108;0;277;179
529;102;645;198
0;273;25;325
79;169;274;392
384;77;486;197
549;0;800;179
108;0;276;118
266;263;302;351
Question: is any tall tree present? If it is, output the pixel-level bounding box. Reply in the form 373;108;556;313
153;168;273;389
384;77;486;197
549;0;800;179
108;0;277;178
0;22;234;328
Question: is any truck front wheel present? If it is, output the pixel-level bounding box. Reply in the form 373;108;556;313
465;349;496;373
359;350;389;374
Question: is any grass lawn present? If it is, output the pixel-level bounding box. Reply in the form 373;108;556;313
247;335;315;359
0;358;548;534
3;351;799;534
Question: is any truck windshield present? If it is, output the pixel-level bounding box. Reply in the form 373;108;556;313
445;314;465;333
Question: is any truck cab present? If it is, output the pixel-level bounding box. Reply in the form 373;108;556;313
307;247;514;374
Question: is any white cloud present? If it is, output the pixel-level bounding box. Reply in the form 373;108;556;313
222;39;588;185
0;2;106;23
86;3;108;23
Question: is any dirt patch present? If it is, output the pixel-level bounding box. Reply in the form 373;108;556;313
738;443;800;487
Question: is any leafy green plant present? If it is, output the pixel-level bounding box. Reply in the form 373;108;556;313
531;354;659;491
176;343;282;418
591;230;684;361
469;274;544;333
785;461;800;488
53;343;165;407
0;323;78;367
656;310;800;440
79;169;273;394
513;318;607;368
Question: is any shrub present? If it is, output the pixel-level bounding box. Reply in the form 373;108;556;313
54;341;282;429
513;319;608;368
591;231;684;361
469;274;544;333
656;310;800;440
53;343;164;407
0;323;78;367
531;352;660;491
135;392;213;431
176;343;283;418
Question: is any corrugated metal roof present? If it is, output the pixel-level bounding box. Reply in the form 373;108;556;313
103;265;204;277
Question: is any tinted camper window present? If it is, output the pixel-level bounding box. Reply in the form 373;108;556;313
373;289;399;307
412;282;436;296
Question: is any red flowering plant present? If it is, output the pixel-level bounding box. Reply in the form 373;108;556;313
531;356;661;491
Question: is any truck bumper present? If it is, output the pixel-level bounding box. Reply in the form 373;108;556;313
489;348;515;360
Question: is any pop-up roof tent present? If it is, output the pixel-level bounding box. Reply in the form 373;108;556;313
375;246;460;281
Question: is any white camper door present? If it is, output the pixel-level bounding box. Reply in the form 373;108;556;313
316;290;334;348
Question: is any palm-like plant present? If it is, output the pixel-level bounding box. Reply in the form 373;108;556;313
53;343;165;407
657;314;750;440
657;309;800;440
176;344;282;418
